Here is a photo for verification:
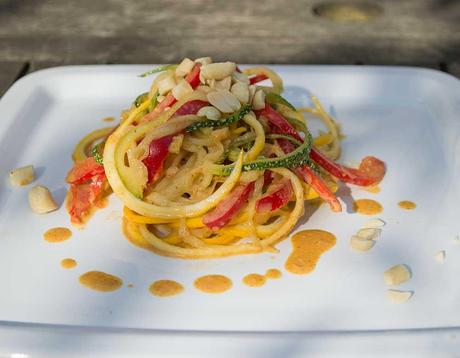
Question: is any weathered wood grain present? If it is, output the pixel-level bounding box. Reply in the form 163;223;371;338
0;0;458;66
0;61;28;96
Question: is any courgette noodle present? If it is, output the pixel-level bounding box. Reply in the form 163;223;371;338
66;57;351;259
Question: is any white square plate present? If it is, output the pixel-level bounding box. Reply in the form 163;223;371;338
1;65;460;356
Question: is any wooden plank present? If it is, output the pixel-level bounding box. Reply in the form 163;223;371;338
0;61;28;97
0;0;458;65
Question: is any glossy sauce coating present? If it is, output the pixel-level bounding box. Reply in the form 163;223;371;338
398;200;416;210
79;271;123;292
353;199;383;215
265;268;282;279
43;227;72;243
243;274;266;287
60;258;77;269
194;275;232;293
285;230;336;275
149;280;184;297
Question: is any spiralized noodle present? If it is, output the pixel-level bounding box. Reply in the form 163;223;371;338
67;58;370;258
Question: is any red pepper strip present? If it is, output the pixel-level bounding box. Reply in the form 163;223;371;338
174;100;208;116
255;104;302;142
256;104;342;211
249;74;269;85
310;149;385;186
256;179;293;213
66;157;105;185
142;135;174;183
142;99;208;184
203;182;255;230
142;64;202;122
236;66;242;73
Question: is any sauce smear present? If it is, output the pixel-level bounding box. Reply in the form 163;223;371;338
79;271;123;292
60;258;77;269
364;185;380;194
398;200;416;210
149;280;184;297
353;199;383;215
43;227;72;243
243;274;266;287
285;230;336;275
194;275;232;293
265;268;282;279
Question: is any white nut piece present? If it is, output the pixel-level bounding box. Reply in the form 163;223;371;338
215;76;232;91
201;62;236;81
248;84;257;103
196;85;213;94
207;90;241;113
195;57;212;66
158;76;176;95
175;58;195;77
232;71;249;84
252;89;266;110
172;79;193;100
362;218;386;228
28;185;58;214
9;165;35;186
386;289;413;303
384;264;411;286
350;236;375;252
356;228;381;241
435;250;446;263
231;82;250;104
197;106;221;120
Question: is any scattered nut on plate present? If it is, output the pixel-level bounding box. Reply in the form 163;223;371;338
350;236;375;252
28;185;58;214
9;165;35;186
386;289;413;303
434;250;446;263
356;228;381;240
362;218;386;228
384;264;411;286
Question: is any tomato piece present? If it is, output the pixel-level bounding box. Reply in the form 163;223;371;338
142;99;208;184
142;135;173;184
68;172;106;224
66;157;105;185
249;74;269;85
203;182;255;230
310;149;385;186
256;179;292;213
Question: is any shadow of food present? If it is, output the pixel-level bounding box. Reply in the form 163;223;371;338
52;186;68;208
336;182;356;214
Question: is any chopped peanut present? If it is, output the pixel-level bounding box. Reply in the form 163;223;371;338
28;185;58;214
9;165;35;186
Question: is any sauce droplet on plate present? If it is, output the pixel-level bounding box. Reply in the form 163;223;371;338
243;274;266;287
265;268;282;279
60;258;77;269
194;275;232;293
364;185;380;194
398;200;416;210
102;116;115;122
43;227;72;243
285;230;336;275
149;280;184;297
79;271;123;292
353;199;383;215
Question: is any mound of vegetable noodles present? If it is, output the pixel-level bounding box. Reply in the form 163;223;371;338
65;57;385;259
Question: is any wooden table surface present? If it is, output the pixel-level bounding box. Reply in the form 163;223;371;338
0;0;459;96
